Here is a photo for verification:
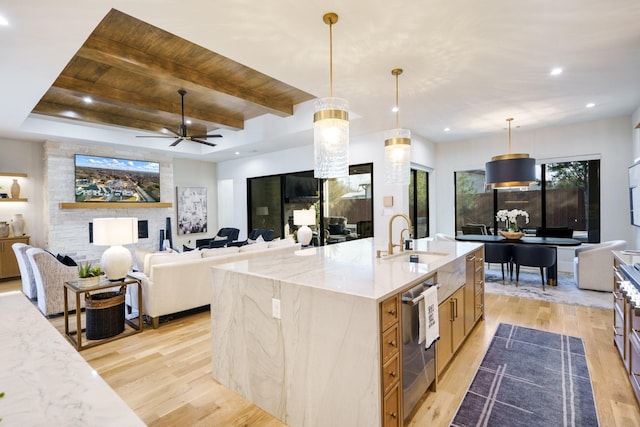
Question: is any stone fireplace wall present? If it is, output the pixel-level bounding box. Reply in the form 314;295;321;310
44;141;175;267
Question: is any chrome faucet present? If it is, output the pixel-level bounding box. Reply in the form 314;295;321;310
388;213;413;255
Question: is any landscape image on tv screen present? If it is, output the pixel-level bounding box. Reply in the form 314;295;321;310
75;154;161;203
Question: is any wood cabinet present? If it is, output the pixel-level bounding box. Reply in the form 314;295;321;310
438;247;485;377
464;248;485;334
437;286;465;376
0;236;30;279
380;293;401;426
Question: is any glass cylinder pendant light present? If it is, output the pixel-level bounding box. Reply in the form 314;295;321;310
485;118;536;189
384;68;411;185
314;12;349;179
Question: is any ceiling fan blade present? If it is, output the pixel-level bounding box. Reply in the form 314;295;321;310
189;133;223;139
169;137;184;147
189;137;217;147
135;135;177;138
163;126;181;137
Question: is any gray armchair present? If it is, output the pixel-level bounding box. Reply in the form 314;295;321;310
26;248;82;316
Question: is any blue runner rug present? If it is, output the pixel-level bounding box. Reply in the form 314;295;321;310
450;323;599;427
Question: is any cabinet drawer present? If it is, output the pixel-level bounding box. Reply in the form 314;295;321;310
630;331;640;404
382;353;400;395
381;295;399;331
382;324;400;363
475;279;484;294
382;385;401;427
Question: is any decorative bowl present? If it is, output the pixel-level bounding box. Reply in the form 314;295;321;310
499;230;524;240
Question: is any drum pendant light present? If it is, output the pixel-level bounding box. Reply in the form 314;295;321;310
384;68;411;185
313;12;349;178
485;118;535;189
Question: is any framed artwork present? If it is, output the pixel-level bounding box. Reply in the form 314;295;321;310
176;187;207;234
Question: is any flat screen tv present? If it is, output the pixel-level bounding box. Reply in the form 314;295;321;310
75;154;161;202
629;162;640;227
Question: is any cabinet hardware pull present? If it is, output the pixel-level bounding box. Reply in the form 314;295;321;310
388;309;396;316
388;371;396;377
389;412;397;419
388;340;396;347
450;299;455;321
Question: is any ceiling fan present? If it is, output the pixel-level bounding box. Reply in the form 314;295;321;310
136;89;222;147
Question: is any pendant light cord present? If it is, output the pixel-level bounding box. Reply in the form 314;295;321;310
329;20;333;98
506;117;513;154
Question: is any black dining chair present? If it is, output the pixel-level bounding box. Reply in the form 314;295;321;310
511;245;556;291
484;243;513;283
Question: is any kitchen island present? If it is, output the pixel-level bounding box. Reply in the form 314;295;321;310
210;237;484;427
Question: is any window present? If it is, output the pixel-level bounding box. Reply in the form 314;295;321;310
321;164;373;244
409;169;429;238
455;159;600;242
247;163;373;245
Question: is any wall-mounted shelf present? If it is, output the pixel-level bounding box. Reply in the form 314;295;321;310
0;198;28;202
59;202;172;209
0;173;28;178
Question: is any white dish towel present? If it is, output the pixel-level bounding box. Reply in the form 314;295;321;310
418;285;439;349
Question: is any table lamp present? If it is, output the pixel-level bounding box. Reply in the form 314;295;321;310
293;208;315;246
93;217;138;281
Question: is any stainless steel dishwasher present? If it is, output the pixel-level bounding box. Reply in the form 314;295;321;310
401;278;437;418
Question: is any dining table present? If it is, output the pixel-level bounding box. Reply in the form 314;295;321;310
455;234;582;285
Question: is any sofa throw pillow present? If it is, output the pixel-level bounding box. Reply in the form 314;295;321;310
201;246;241;258
56;254;78;266
135;248;154;272
239;241;269;252
144;250;202;276
267;237;297;248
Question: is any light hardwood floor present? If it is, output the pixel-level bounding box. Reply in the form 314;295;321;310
4;278;640;426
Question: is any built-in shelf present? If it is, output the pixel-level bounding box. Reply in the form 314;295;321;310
59;202;172;209
0;198;28;202
0;173;28;178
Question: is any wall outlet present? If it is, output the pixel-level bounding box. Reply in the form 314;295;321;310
272;298;281;319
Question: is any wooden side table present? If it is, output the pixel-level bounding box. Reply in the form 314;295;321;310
64;276;142;351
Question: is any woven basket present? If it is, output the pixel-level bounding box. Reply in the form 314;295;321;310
85;287;125;340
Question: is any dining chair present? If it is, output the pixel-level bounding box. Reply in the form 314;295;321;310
484;243;513;283
511;245;556;291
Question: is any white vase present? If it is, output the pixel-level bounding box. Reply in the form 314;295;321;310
10;214;25;236
10;179;20;199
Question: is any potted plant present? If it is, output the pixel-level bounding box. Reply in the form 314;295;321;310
77;262;102;287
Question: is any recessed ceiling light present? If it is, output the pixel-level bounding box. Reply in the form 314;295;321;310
234;151;240;155
0;15;9;26
161;128;169;134
392;106;399;113
550;67;563;76
444;127;451;132
83;96;93;104
586;102;595;108
186;119;192;124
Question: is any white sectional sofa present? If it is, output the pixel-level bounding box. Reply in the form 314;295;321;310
128;238;300;327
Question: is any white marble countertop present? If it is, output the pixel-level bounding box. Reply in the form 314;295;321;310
213;237;482;301
0;291;145;426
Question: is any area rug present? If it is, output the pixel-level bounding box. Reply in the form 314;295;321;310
483;265;610;310
450;323;599;427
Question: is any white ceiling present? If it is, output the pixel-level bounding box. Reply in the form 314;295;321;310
1;0;639;161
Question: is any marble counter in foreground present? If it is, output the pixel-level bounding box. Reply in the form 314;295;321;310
0;291;145;427
211;237;481;302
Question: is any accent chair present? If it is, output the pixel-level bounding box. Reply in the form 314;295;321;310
573;240;626;291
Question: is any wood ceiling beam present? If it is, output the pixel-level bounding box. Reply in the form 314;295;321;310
79;36;295;117
33;100;208;136
51;75;244;131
